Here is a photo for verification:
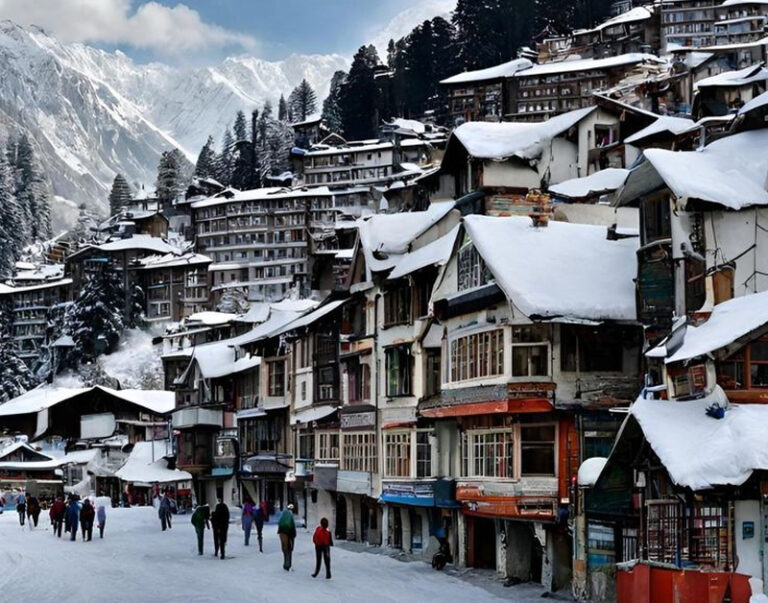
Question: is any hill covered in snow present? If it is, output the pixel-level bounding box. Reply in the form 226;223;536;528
0;21;348;230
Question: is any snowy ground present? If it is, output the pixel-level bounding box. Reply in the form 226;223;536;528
0;507;558;602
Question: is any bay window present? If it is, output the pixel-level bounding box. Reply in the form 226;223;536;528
383;430;435;478
341;431;377;472
449;329;504;383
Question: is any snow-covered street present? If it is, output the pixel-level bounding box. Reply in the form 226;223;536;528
0;507;521;602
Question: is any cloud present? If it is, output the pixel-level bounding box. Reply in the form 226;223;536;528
369;0;455;56
0;0;259;56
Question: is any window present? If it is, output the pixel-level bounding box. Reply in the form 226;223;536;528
412;276;433;320
751;342;768;387
449;329;504;383
641;194;672;245
520;425;556;476
346;358;370;403
560;325;624;372
298;433;315;460
457;240;491;291
386;345;412;397
717;338;768;390
416;431;433;478
296;338;311;369
317;432;340;462
267;360;285;397
512;325;549;377
342;431;377;472
384;284;411;327
424;350;441;398
384;432;411;477
461;429;514;478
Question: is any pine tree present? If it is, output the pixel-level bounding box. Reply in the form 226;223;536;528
387;39;397;69
14;135;51;243
195;135;218;180
339;45;380;140
0;340;39;402
289;79;318;122
156;150;182;205
0;149;23;277
255;102;293;180
66;267;125;365
216;127;235;186
108;173;133;216
322;70;346;135
71;203;99;244
278;94;289;122
234;110;249;141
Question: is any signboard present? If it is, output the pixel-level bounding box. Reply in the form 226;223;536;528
340;411;375;430
81;412;116;440
382;482;434;501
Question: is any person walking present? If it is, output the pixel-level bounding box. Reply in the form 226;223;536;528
254;502;265;552
277;504;297;571
190;504;210;556
95;494;110;538
159;491;174;531
241;498;254;546
16;491;26;527
311;517;333;579
50;495;66;537
65;496;80;541
211;499;230;559
80;498;95;541
27;494;40;528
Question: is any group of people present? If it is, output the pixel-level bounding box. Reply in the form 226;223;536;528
188;498;333;579
14;491;41;528
49;493;109;541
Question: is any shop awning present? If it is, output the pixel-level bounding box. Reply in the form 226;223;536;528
293;405;338;425
420;398;553;418
382;420;417;430
380;493;435;507
243;457;292;475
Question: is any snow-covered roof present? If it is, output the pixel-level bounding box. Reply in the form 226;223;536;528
0;441;54;461
303;142;393;157
357;202;456;275
236;302;271;324
694;35;768;52
191;344;261;379
451;106;597;160
630;129;768;208
12;263;64;282
695;64;768;88
739;90;768;115
187;311;237;326
631;386;768;489
0;386;174;418
577;457;608;486
721;0;768;8
0;278;73;295
462;215;638;322
548;168;629;199
512;53;663;78
440;58;533;85
388;224;461;280
138;252;211;269
387;118;426;134
98;235;179;255
624;115;695;144
0;448;99;472
658;292;768;363
291;113;322;127
576;6;653;34
115;441;192;484
223;307;309;348
190;186;333;209
276;299;348;335
293;405;338;425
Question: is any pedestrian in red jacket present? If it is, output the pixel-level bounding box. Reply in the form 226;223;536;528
311;517;333;579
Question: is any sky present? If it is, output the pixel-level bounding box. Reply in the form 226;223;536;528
0;0;456;64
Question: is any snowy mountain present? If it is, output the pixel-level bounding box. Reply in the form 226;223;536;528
0;21;348;230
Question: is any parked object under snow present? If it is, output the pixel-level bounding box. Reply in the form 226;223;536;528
577;457;608;487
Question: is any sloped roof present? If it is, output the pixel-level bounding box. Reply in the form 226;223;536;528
388;224;461;280
624;115;695;145
451;106;597;160
0;386;174;417
440;58;533;85
695;64;768;88
463;215;638;321
548;168;629;199
115;441;192;484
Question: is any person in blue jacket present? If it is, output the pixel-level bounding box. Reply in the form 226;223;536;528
64;496;80;541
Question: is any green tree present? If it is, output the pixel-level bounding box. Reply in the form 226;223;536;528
321;70;346;135
339;45;380;140
195;135;218;180
108;173;133;215
289;79;318;122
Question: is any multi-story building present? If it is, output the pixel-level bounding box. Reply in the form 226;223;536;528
439;59;533;124
714;0;768;46
0;263;72;366
505;53;662;120
661;0;718;49
132;252;212;322
571;6;660;58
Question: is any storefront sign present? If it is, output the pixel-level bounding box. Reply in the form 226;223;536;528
456;484;557;519
382;482;434;500
340;411;375;430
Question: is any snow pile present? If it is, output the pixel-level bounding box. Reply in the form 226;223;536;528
191;343;261;380
115;441;192;485
661;291;768;363
631;385;768;489
633;129;768;208
624;115;695;144
452;106;596;160
440;58;533;85
549;168;629;199
463;215;638;321
100;329;164;390
577;457;608;487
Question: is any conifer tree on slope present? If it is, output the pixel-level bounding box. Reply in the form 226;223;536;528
0;149;24;277
322;70;346;135
289;79;318;123
14;134;51;243
195;135;218;180
0;296;39;401
108;173;133;216
156;149;188;205
278;94;289;122
216;127;235;186
339;46;380;140
66;267;125;366
234;110;249;141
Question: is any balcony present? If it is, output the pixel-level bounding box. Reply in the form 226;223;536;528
171;406;223;429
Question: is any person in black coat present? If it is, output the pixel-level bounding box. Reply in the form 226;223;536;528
211;499;230;559
80;499;95;541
